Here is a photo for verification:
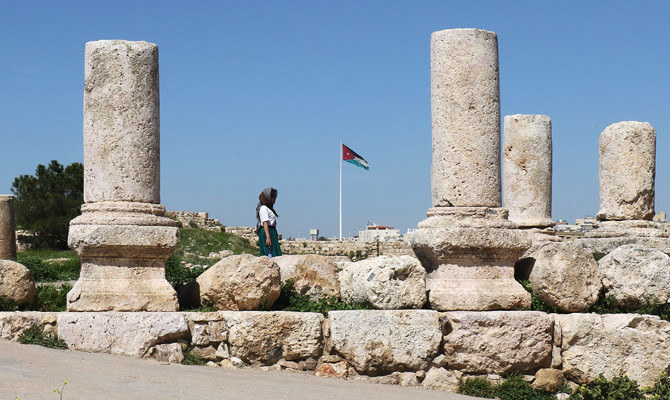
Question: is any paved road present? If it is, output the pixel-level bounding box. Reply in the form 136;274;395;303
0;341;484;400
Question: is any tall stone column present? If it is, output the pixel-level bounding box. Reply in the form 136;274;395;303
67;40;179;311
431;28;500;208
503;115;553;227
597;121;655;221
0;195;16;260
411;29;531;311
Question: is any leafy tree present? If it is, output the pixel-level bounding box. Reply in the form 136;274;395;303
11;160;84;249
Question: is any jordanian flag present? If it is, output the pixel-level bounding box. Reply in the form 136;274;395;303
342;143;369;170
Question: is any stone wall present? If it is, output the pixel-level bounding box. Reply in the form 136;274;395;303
2;309;669;392
224;226;258;245
166;211;221;231
280;240;415;259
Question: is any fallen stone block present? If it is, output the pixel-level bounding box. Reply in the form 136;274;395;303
338;255;427;309
197;254;280;310
0;260;36;306
0;312;57;340
599;244;670;308
441;311;553;374
557;313;670;387
222;311;323;365
329;310;441;375
57;312;188;357
273;254;339;300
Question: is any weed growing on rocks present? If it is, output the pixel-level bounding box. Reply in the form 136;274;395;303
181;347;207;365
517;280;561;313
459;375;556;400
569;375;643;400
272;279;373;316
592;251;606;261
18;325;66;349
585;292;670;321
458;377;497;398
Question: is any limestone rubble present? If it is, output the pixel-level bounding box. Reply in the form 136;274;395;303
338;255;427;309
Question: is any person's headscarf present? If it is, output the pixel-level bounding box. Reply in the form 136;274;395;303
256;187;278;224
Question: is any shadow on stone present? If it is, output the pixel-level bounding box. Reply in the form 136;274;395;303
177;281;200;310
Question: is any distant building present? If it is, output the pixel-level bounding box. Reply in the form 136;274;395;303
653;211;667;222
358;222;401;242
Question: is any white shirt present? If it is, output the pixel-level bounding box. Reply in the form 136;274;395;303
259;205;277;227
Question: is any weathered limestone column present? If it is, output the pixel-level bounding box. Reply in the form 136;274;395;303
431;28;500;207
502;115;553;227
575;121;667;253
597;121;655;221
411;29;531;311
67;40;179;311
0;195;16;260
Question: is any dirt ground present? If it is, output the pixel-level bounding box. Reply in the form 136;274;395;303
0;340;484;400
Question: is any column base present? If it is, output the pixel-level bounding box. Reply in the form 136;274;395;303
426;265;530;311
67;202;180;312
411;207;532;311
67;264;178;311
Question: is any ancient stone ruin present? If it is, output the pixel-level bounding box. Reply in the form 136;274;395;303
503;114;553;228
66;40;180;311
576;120;669;254
0;195;16;260
2;28;670;399
410;28;531;311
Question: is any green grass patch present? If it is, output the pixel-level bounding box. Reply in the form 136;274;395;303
165;255;205;288
32;284;71;312
181;347;208;365
0;284;71;312
173;228;257;268
459;375;556;400
167;227;258;288
18;325;67;349
0;296;19;311
517;280;561;314
272;279;373;316
17;249;80;282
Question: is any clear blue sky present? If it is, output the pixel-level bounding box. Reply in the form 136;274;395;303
1;1;669;238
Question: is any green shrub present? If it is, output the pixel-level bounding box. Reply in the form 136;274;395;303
459;377;497;398
586;293;670;321
645;372;670;399
18;325;67;349
165;255;205;288
460;375;556;400
181;347;207;365
592;251;606;261
570;375;643;400
272;279;373;316
32;284;71;312
0;296;19;311
496;375;556;400
18;256;59;281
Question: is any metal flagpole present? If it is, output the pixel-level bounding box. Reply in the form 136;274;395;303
339;141;342;241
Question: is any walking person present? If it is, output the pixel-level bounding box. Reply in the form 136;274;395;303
256;187;282;257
